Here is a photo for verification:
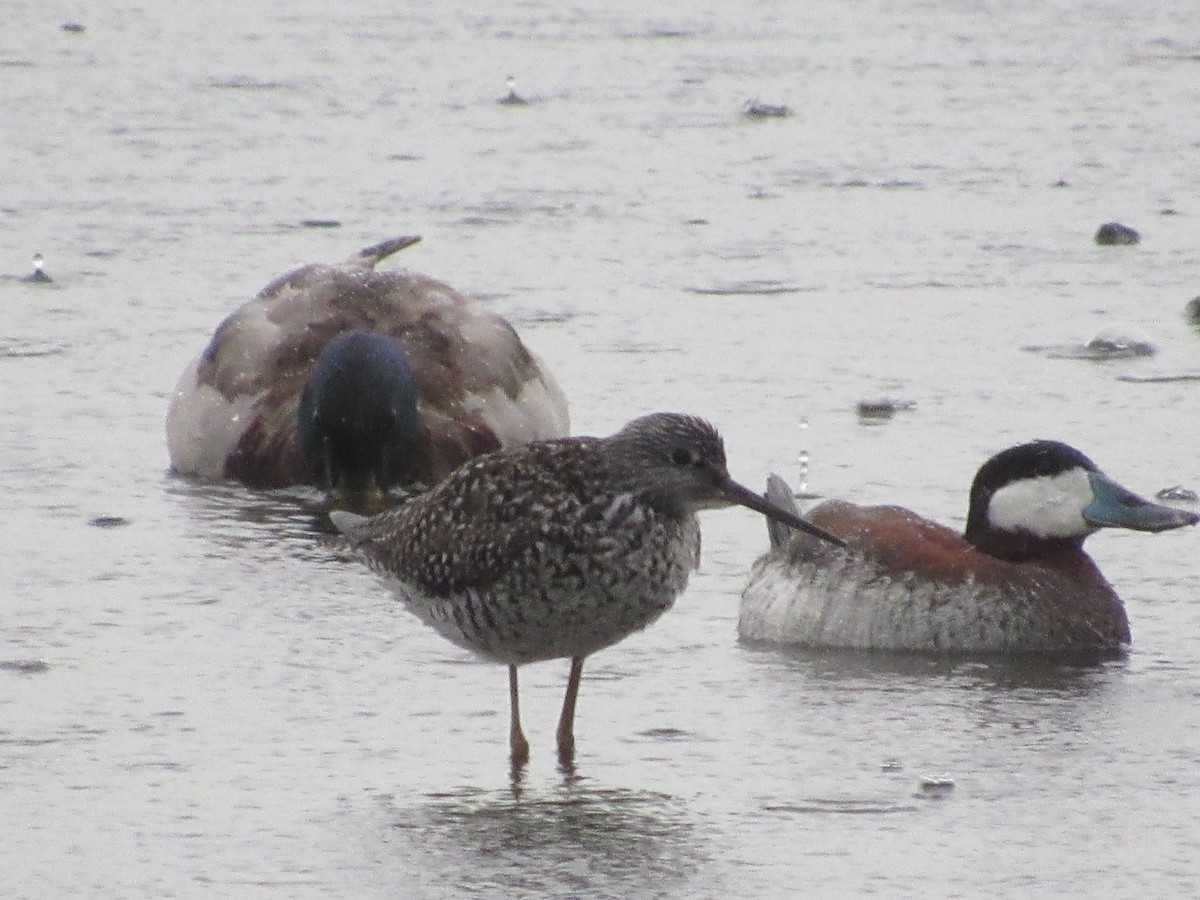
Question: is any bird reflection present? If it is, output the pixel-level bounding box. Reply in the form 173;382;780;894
379;781;709;895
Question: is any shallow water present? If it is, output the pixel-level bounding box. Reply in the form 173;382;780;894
3;1;1200;896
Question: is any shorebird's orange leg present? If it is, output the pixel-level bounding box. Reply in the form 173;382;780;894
509;665;530;768
556;656;584;766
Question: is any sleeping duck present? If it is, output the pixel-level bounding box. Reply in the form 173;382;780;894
166;235;570;510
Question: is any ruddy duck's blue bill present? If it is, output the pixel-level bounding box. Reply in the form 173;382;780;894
1084;472;1200;532
722;479;847;547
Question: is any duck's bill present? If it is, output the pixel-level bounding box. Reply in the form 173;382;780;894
1084;472;1200;533
724;479;847;547
331;482;390;516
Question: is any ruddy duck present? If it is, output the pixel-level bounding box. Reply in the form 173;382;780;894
166;235;569;512
740;440;1198;657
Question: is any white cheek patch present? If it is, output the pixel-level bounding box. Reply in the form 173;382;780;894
986;468;1096;539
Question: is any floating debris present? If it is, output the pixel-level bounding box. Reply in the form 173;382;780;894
917;776;956;799
743;99;792;119
208;76;293;91
89;515;131;528
20;252;53;284
1027;326;1156;361
1082;327;1155;358
499;75;528;106
61;22;85;33
299;219;342;229
857;397;917;421
642;27;693;39
1156;486;1198;503
1094;222;1140;245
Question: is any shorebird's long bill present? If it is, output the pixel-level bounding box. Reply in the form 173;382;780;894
1084;472;1200;533
723;479;847;548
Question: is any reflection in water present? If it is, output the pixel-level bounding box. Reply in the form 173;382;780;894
163;476;340;557
746;643;1132;784
752;643;1123;692
378;780;709;897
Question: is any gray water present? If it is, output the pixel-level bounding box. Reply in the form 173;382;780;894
4;1;1200;896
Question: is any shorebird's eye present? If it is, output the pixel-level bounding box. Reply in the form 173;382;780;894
671;447;697;467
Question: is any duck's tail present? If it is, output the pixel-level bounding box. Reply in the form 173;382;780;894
346;235;422;269
764;473;800;550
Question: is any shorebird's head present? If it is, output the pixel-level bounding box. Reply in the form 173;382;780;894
609;413;845;547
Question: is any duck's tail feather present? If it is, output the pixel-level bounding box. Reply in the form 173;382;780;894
765;473;800;550
347;235;422;269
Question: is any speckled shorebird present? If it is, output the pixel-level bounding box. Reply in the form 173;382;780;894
740;440;1198;656
166;235;568;511
331;412;845;766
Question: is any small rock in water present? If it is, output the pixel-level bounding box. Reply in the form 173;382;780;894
1094;222;1140;246
20;252;53;284
1185;296;1200;327
856;397;916;421
1031;325;1156;361
743;99;792;119
917;776;956;799
1083;326;1155;359
499;75;529;106
89;515;131;528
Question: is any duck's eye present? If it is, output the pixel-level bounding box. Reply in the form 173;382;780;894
671;447;697;467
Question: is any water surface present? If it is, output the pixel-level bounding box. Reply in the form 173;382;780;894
3;1;1200;896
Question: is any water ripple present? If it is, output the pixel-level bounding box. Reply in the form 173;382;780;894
0;340;69;359
686;280;814;297
0;660;51;676
761;797;919;816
